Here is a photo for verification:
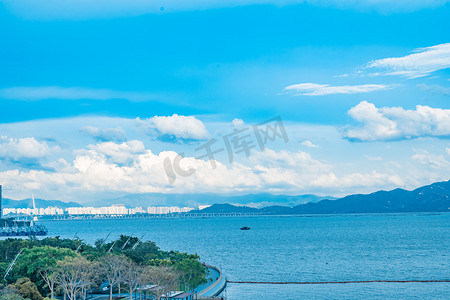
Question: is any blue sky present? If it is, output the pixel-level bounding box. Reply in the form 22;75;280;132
0;0;449;203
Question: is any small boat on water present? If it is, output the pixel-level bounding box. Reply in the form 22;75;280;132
240;226;251;230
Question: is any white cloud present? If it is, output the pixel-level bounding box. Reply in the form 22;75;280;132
2;0;448;20
301;140;319;148
83;140;146;165
310;171;403;189
418;83;450;96
80;126;127;142
0;86;159;102
343;101;450;141
0;142;404;200
366;43;450;78
137;114;210;142
446;148;450;155
248;149;403;192
311;171;404;188
0;143;261;197
411;151;450;169
232;118;245;129
284;83;395;96
0;137;53;161
250;149;328;170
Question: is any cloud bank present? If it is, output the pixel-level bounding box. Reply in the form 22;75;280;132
343;101;450;141
366;43;450;78
0;141;403;200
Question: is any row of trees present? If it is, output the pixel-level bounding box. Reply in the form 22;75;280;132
0;235;208;300
40;253;180;300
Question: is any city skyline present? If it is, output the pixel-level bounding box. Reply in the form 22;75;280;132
3;204;198;217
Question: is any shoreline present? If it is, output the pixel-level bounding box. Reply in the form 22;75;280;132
8;211;448;222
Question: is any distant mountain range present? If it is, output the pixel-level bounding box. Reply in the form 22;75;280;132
196;180;450;214
85;193;334;208
2;198;81;209
2;193;333;209
2;180;449;214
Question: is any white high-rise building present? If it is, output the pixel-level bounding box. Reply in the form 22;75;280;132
146;206;194;214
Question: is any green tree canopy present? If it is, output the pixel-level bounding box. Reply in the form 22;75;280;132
12;246;76;294
0;235;208;297
10;278;43;300
174;258;207;292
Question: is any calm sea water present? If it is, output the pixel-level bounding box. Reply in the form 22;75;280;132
38;213;450;299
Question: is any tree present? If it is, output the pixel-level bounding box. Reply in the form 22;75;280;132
54;255;97;300
146;266;179;300
174;258;207;292
38;267;58;299
0;238;31;264
137;268;148;300
38;237;89;253
122;261;142;300
10;278;43;300
0;235;207;299
79;261;98;300
13;246;76;296
0;284;25;300
0;262;10;279
98;254;128;300
122;240;160;264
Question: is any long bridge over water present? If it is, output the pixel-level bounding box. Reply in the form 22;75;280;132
42;212;263;221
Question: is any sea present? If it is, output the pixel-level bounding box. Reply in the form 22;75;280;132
37;213;450;299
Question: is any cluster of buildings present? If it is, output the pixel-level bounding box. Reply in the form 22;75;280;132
3;206;65;216
3;204;197;217
0;185;209;217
